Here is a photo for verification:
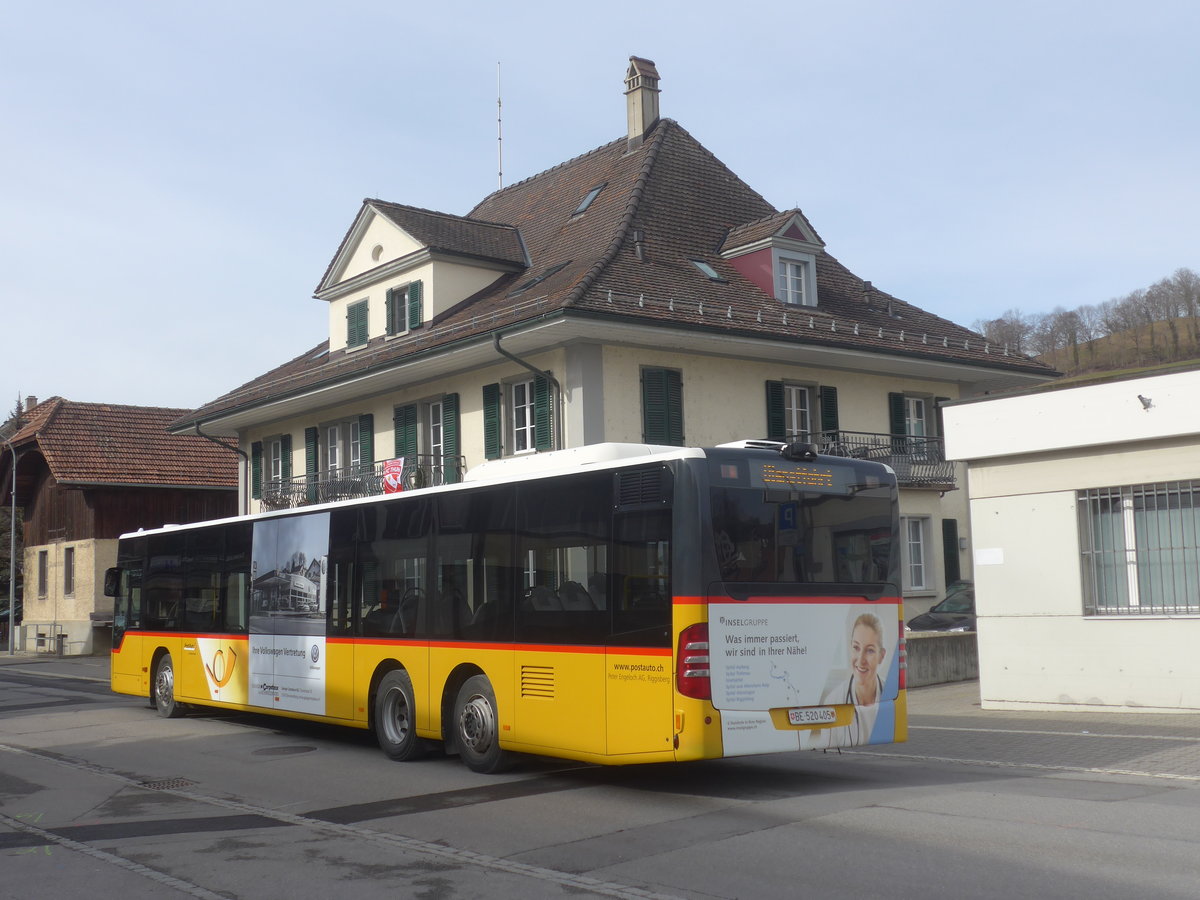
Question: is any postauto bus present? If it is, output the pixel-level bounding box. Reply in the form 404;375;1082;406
107;440;905;772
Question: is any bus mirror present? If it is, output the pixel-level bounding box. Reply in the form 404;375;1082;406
103;568;120;597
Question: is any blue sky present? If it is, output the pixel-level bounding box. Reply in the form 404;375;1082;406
3;1;1197;411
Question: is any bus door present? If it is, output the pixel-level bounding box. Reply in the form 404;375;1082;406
605;508;674;756
511;478;607;756
110;564;146;696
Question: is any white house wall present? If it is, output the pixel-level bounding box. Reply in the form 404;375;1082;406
946;370;1200;712
339;213;422;284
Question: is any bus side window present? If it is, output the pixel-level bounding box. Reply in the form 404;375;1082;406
515;473;611;644
611;510;671;643
223;522;252;632
144;533;184;630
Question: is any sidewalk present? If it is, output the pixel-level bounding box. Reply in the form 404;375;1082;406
0;648;111;681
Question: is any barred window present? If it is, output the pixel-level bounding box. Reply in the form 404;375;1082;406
1078;481;1200;615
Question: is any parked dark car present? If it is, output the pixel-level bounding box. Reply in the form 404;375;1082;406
906;581;975;632
0;598;22;647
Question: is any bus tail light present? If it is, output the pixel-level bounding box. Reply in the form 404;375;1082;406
897;631;907;690
677;623;711;700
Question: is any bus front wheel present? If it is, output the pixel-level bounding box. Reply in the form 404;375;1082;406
453;675;511;774
374;669;425;761
153;653;187;719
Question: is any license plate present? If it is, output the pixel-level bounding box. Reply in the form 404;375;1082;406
788;706;837;726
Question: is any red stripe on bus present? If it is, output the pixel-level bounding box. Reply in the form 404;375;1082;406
709;595;903;605
333;637;671;656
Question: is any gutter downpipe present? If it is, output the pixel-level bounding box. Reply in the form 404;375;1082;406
194;424;252;516
3;438;20;656
493;332;564;451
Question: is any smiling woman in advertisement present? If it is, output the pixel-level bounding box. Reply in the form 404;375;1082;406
815;612;888;747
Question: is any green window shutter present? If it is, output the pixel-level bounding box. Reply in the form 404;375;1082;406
250;442;263;500
305;426;319;502
280;434;292;481
818;385;839;436
934;396;950;439
942;519;961;585
888;392;907;436
642;367;683;446
358;413;374;468
408;281;423;330
534;374;553;452
393;405;417;459
385;288;396;336
483;383;501;459
442;393;461;483
765;381;785;442
347;300;368;347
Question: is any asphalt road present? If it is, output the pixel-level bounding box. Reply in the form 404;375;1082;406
1;655;1198;899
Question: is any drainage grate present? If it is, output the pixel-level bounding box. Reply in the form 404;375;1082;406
141;778;196;791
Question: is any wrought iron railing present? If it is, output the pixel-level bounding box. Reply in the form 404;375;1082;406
810;431;957;489
260;455;464;510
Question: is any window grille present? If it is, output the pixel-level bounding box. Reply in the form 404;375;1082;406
1078;481;1200;615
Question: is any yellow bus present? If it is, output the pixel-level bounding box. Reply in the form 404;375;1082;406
106;440;905;773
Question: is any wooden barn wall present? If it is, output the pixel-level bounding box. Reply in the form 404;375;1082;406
24;462;94;545
89;487;237;537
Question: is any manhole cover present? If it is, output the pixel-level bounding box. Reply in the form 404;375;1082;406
252;745;317;756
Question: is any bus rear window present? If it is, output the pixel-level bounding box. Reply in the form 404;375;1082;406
710;486;893;584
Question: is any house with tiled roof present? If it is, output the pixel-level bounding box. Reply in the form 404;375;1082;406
0;397;237;654
172;57;1057;615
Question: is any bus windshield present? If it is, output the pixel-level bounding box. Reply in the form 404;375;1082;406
710;485;893;584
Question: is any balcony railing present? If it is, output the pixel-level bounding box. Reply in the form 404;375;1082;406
260;455;465;511
814;431;957;490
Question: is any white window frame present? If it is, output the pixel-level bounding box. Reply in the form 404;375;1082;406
322;419;362;474
901;516;929;591
428;400;444;478
772;249;818;307
510;379;537;455
905;397;928;438
784;384;812;441
269;438;284;483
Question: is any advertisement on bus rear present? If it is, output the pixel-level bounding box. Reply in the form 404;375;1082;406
708;598;901;754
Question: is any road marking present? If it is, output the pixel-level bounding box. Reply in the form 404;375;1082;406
844;748;1200;782
912;725;1200;742
0;743;680;900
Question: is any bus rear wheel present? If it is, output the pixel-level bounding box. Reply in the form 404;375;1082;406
453;675;511;774
374;670;425;761
153;653;187;719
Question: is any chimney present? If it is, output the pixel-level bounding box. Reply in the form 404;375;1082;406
25;395;37;413
625;56;661;150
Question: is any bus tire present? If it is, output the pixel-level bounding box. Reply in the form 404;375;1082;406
153;653;187;719
374;670;425;761
453;675;511;774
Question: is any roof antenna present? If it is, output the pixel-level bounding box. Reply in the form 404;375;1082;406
496;62;504;190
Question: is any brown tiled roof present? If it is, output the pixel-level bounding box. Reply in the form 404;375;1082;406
721;209;823;252
9;398;237;488
176;118;1056;429
369;200;527;266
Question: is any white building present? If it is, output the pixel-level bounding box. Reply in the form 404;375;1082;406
944;365;1200;711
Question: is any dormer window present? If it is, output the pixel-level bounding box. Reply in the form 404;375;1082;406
386;281;424;335
773;251;817;307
